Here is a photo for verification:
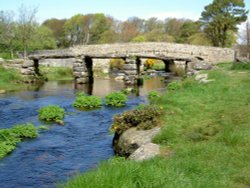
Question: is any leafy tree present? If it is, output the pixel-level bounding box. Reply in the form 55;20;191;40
29;26;57;51
63;14;85;46
89;14;112;44
17;4;38;58
144;17;163;33
164;18;186;42
188;33;212;46
179;21;200;43
42;18;67;47
200;0;248;47
0;11;18;58
119;17;144;42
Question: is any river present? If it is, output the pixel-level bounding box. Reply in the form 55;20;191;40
0;77;166;188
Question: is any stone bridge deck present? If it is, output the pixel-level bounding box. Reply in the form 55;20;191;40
28;42;235;64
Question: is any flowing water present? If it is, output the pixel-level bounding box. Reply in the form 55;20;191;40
0;77;166;188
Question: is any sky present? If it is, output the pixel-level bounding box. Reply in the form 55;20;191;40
1;0;249;23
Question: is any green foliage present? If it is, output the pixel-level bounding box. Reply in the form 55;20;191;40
0;123;38;159
188;32;212;46
148;90;160;104
131;35;146;42
200;0;248;47
111;105;164;134
104;91;128;107
38;105;65;124
29;26;57;51
73;93;102;110
151;60;165;71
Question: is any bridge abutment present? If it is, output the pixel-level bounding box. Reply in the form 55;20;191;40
122;57;142;85
73;56;93;84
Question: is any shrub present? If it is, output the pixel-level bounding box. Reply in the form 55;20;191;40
148;91;160;104
73;93;102;110
0;123;38;159
109;59;125;70
38;105;65;124
144;59;156;70
104;91;128;107
111;105;164;134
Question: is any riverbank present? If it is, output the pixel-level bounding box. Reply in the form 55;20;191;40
0;65;27;91
61;63;250;188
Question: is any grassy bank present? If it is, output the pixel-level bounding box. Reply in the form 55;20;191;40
40;66;73;81
0;65;26;91
60;63;250;188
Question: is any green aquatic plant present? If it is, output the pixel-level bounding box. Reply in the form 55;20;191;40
38;105;65;124
0;123;38;159
73;93;102;110
104;91;128;107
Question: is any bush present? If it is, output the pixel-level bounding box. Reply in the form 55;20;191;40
0;123;38;159
38;105;65;124
111;105;164;134
104;91;128;107
109;59;125;70
73;93;102;110
144;59;156;70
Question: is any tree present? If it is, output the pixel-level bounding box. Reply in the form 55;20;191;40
29;26;57;51
42;18;67;47
164;18;186;42
63;14;85;46
17;4;38;58
179;21;200;43
0;11;18;58
89;14;112;44
200;0;248;47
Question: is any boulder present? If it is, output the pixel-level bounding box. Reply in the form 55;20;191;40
129;143;160;161
192;61;212;70
113;127;161;157
195;73;208;81
22;60;34;68
123;64;137;70
76;77;88;84
21;69;35;75
114;76;124;81
0;90;6;94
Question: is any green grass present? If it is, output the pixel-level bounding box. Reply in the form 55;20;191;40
231;63;250;70
60;65;250;188
40;66;73;81
0;65;26;91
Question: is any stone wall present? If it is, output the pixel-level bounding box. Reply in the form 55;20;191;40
39;58;75;67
